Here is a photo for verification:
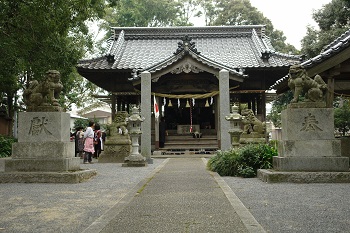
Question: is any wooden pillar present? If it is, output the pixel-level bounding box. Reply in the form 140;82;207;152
260;93;266;122
121;100;126;111
111;94;116;121
252;97;256;115
126;101;130;113
117;98;122;111
326;76;335;108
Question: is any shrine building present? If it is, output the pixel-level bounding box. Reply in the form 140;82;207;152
77;26;301;156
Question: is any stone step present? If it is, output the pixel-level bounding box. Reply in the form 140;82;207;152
162;144;218;149
165;140;218;146
166;135;217;140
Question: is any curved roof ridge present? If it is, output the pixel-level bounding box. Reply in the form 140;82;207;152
251;29;267;51
137;49;245;80
322;29;350;52
192;50;244;75
261;35;275;52
302;29;350;67
271;51;302;60
107;30;125;61
77;56;107;64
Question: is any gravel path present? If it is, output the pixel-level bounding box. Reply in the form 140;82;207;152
223;176;350;233
0;159;163;233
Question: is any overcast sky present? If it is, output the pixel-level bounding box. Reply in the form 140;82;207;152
191;0;332;50
249;0;332;49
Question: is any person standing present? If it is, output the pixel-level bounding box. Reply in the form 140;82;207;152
83;121;95;164
75;127;84;158
93;124;102;158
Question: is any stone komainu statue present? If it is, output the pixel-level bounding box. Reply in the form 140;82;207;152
114;111;129;135
288;64;327;103
23;70;63;112
241;109;266;135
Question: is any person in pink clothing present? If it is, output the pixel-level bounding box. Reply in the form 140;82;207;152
83;121;95;164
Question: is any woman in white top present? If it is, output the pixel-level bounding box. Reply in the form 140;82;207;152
83;121;95;164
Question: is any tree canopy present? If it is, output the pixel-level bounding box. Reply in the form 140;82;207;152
301;0;350;58
0;0;114;118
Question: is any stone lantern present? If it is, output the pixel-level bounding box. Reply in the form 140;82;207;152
225;104;243;148
123;106;147;167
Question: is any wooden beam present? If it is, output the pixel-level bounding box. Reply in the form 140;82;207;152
326;77;335;108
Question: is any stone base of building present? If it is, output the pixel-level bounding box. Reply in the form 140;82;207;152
273;156;349;172
122;154;147;167
4;157;80;172
0;169;97;183
98;143;131;163
258;169;350;183
122;161;147;167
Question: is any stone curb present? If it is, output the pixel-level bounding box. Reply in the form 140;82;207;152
202;158;266;233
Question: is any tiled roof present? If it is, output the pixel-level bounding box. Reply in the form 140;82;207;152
270;28;350;91
77;26;301;72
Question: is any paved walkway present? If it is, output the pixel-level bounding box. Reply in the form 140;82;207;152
84;158;263;233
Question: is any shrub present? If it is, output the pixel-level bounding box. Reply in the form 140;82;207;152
0;135;17;158
207;149;240;176
207;143;277;178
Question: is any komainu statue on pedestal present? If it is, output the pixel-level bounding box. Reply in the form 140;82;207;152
288;64;327;103
23;70;63;112
241;109;266;135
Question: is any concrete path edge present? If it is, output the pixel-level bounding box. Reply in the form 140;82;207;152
201;158;266;233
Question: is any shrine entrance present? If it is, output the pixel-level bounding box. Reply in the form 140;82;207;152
164;99;215;131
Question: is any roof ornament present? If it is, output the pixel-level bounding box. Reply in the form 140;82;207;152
106;54;115;63
174;35;200;55
261;50;271;61
129;69;139;81
300;54;307;62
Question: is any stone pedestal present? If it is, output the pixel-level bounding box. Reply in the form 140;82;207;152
122;136;147;167
258;107;350;183
0;112;96;183
239;133;266;144
122;106;147;167
98;128;131;163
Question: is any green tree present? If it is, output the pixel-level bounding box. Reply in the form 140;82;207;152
102;0;182;27
267;91;293;128
334;98;350;136
0;0;113;133
209;0;299;54
73;118;89;131
301;0;350;58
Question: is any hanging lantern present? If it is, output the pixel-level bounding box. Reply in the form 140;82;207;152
178;98;180;107
205;98;210;107
186;99;190;108
168;99;173;107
